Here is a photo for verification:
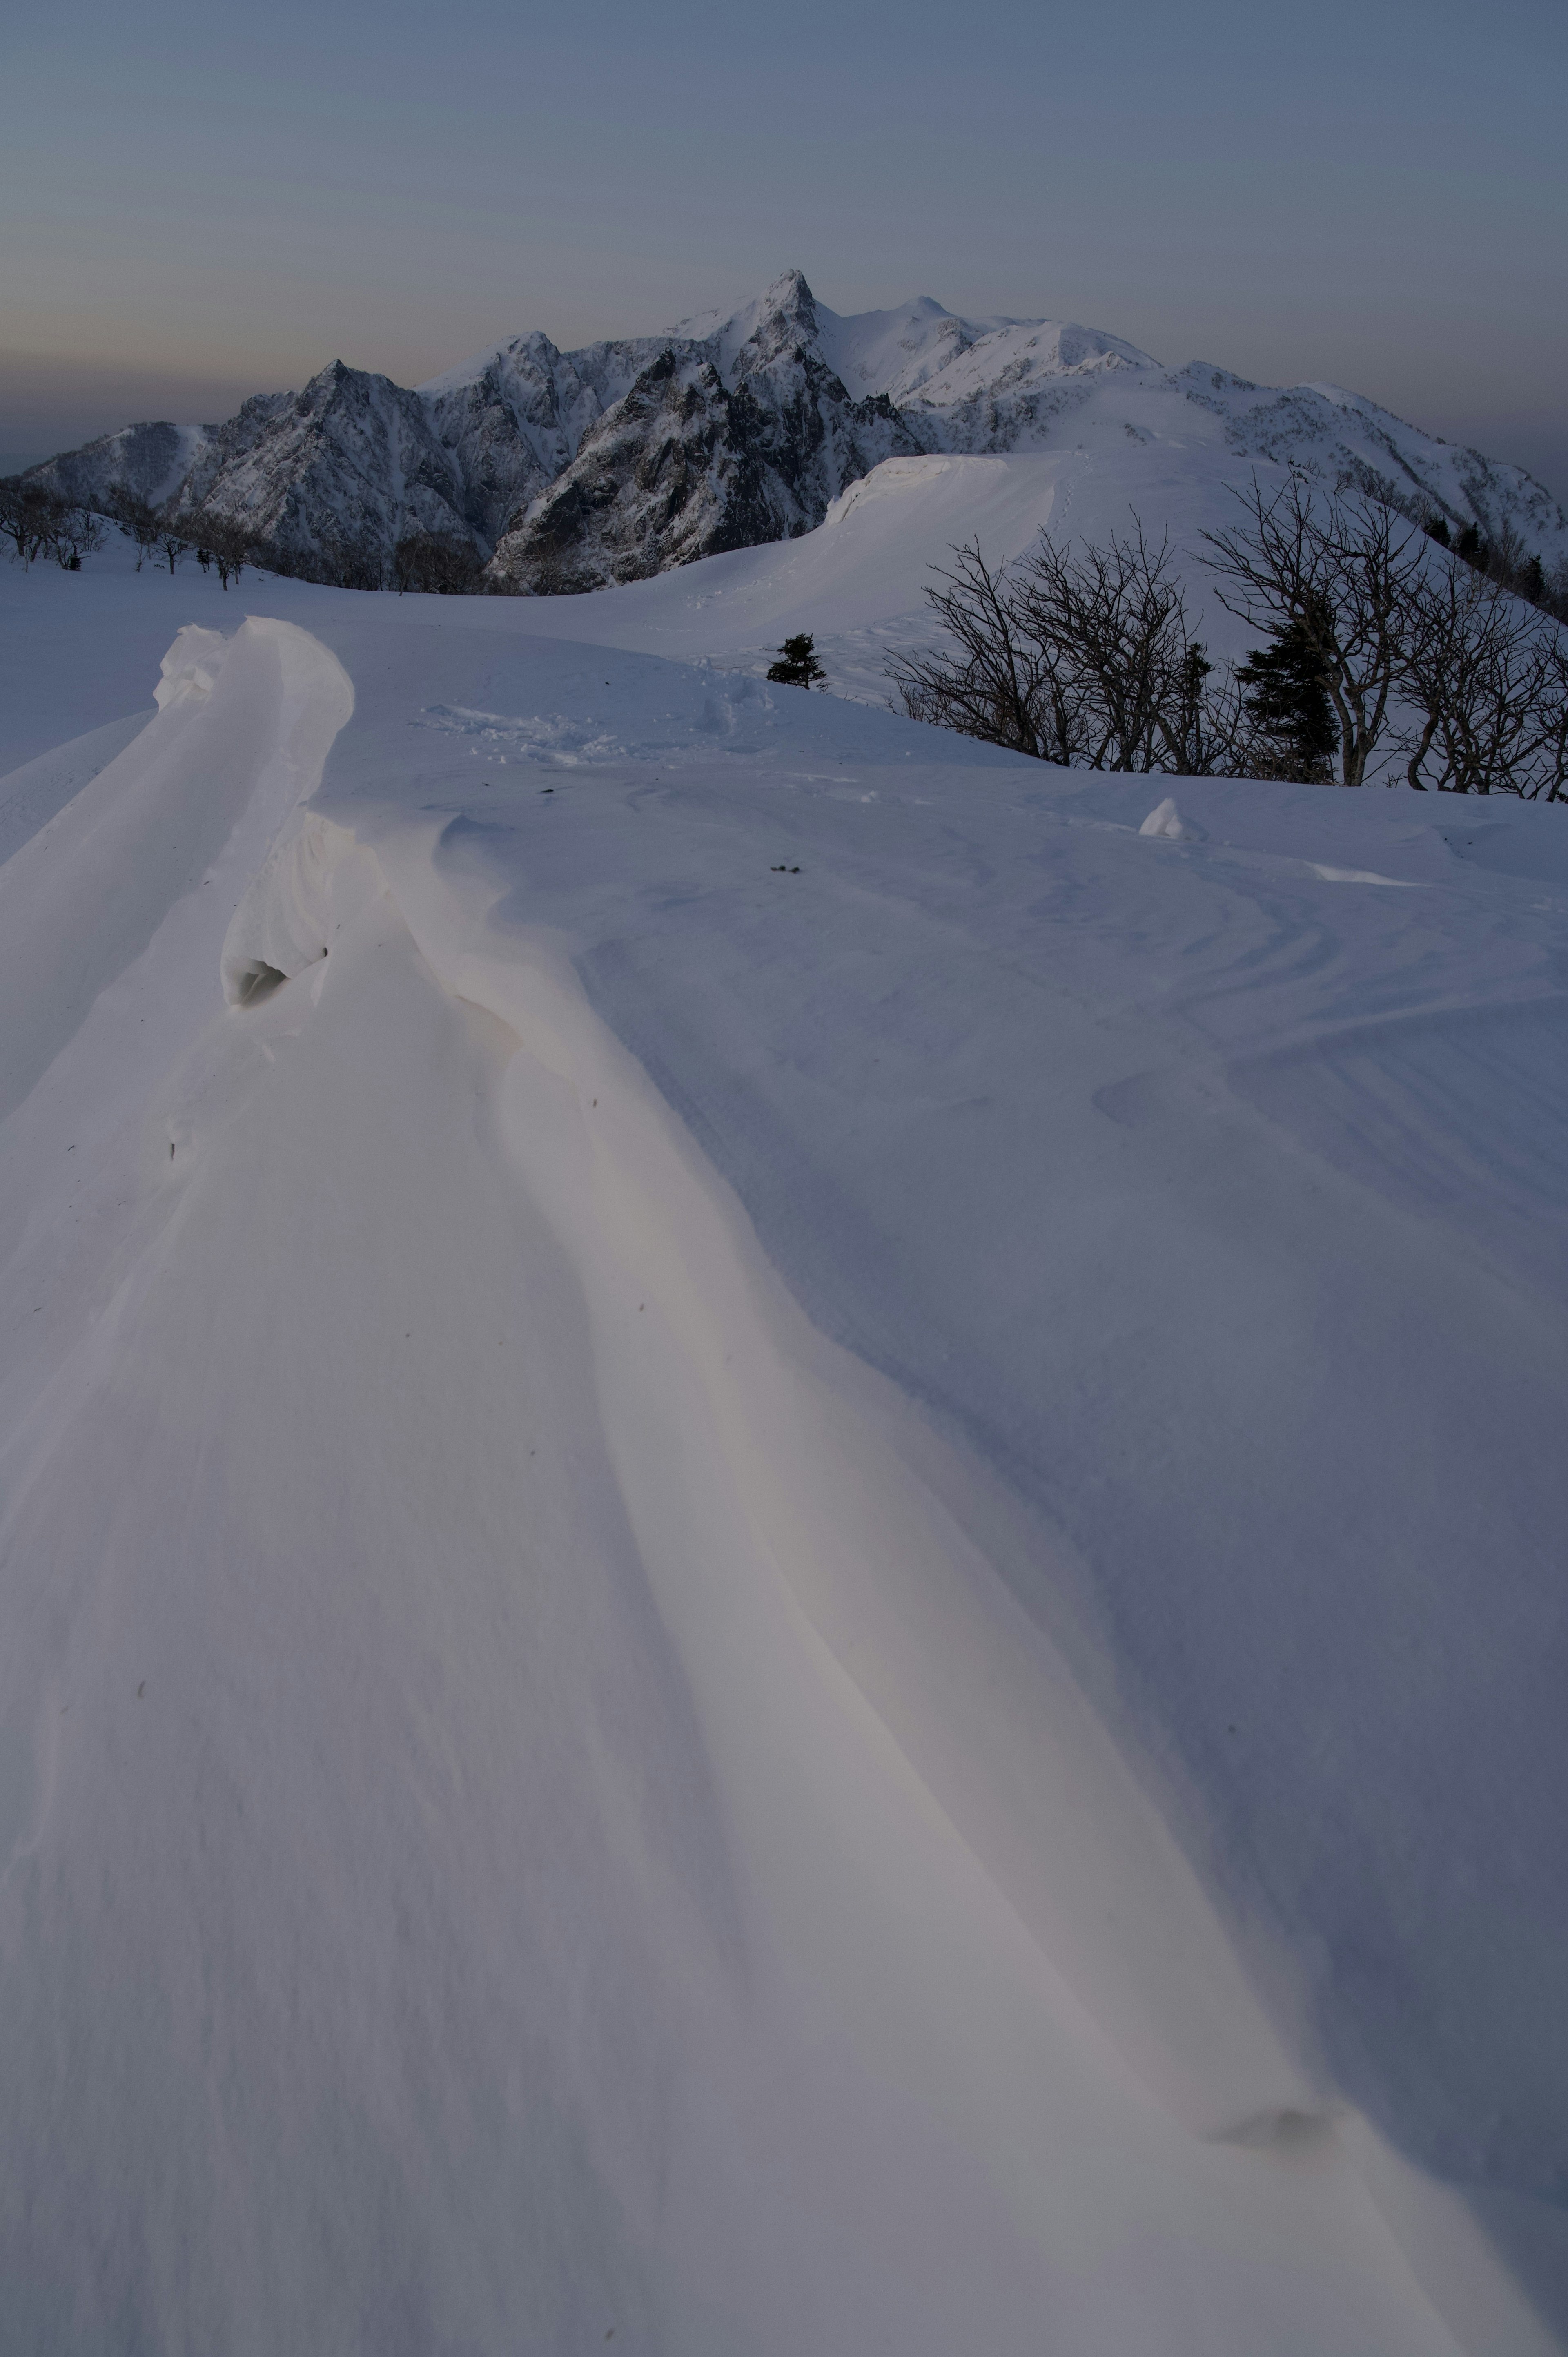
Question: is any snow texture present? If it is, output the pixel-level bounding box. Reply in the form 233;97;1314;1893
0;456;1565;2355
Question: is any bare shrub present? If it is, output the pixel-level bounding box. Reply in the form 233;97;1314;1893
181;511;261;589
393;532;486;595
1399;562;1568;799
102;489;164;571
1013;523;1212;771
1533;635;1568;803
0;480;103;569
50;502;105;569
888;489;1567;801
886;528;1244;773
886;542;1058;756
1200;472;1429;787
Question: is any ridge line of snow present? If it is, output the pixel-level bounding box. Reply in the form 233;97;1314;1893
224;759;1559;2356
0;619;352;1130
227;794;1316;2145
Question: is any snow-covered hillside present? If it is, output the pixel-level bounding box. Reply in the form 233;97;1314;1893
19;271;1568;592
1;468;1566;2353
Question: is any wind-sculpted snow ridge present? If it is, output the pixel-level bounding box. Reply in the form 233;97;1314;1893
0;590;1564;2352
19;270;1568;592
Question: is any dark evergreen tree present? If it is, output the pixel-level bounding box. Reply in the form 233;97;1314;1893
767;633;826;689
1235;616;1340;780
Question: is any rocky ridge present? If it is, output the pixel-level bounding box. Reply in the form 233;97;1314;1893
19;270;1568;591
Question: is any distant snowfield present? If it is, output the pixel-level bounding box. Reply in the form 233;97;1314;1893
0;472;1565;2355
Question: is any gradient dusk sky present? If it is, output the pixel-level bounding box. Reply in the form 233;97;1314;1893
4;0;1566;493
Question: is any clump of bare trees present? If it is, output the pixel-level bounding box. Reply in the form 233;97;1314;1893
0;479;106;570
887;527;1241;775
889;471;1568;800
94;491;265;588
1200;475;1429;788
88;489;187;576
2;476;274;588
1204;474;1568;798
99;490;169;570
3;477;491;595
392;532;486;595
1396;555;1568;796
184;514;261;589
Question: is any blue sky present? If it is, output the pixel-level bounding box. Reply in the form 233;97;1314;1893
3;0;1566;491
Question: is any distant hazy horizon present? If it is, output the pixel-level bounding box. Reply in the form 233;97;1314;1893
4;0;1564;497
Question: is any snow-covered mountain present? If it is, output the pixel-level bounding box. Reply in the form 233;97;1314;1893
491;275;922;592
20;269;1568;589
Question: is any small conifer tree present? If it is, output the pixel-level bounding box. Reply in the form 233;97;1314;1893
767;633;826;689
1235;616;1340;780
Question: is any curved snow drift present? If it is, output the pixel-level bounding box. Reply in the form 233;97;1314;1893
0;614;1561;2354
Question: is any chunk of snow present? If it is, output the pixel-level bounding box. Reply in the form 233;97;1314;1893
1308;863;1421;885
153;622;229;712
1139;796;1200;841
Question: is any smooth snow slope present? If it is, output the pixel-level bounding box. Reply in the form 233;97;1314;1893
0;442;1298;772
0;503;1565;2350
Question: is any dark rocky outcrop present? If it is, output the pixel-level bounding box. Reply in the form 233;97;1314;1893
488;317;924;593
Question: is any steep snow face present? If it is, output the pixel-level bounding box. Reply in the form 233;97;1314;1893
18;270;1568;588
813;292;1022;399
821;302;1155;408
1158;366;1568;552
672;263;827;379
679;272;1074;410
30;419;217;513
900;319;1159;442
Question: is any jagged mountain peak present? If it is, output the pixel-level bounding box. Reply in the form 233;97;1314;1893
294;357;393;408
415;328;567;400
676;276;1157;410
18;272;1568;593
673;264;821;356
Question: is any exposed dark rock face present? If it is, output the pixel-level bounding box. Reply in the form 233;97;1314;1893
418;330;659;547
504;353;737;593
489;316;924;593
